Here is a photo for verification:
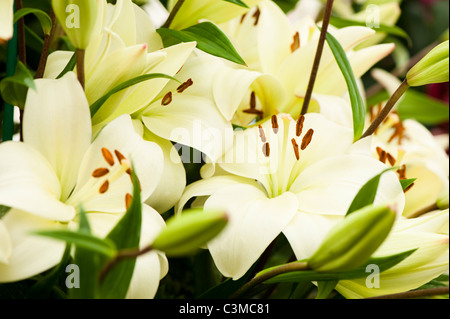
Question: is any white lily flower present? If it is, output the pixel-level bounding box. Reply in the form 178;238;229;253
217;0;395;126
0;73;167;298
336;209;449;298
359;69;450;217
176;113;405;280
0;0;14;44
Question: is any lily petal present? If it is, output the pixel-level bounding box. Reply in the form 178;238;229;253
0;0;14;43
0;142;76;222
68;115;163;213
23;72;92;201
43;51;74;79
205;184;298;280
0;209;66;283
0;220;12;264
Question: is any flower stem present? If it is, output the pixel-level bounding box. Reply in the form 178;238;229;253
300;0;334;116
35;10;56;79
229;262;310;299
99;245;154;283
162;0;186;29
360;79;410;139
365;287;449;299
76;49;86;89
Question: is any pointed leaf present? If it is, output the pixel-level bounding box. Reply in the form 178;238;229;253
56;52;76;79
316;281;338;299
157;22;246;65
14;8;53;35
325;30;366;141
0;61;36;108
223;0;249;8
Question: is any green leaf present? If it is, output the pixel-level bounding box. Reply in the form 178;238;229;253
0;205;10;219
223;0;249;8
316;281;338;299
324;31;366;141
397;89;450;125
90;73;179;117
157;22;246;65
34;230;117;257
0;61;36;108
260;249;417;284
14;8;53;35
400;178;416;191
329;17;412;46
98;168;142;299
346;167;396;216
56;52;77;79
273;0;301;13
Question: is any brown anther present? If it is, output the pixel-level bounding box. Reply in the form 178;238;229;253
92;168;110;178
376;146;384;159
271;115;279;134
397;165;407;180
262;142;270;157
126;168;132;176
252;8;261;26
380;150;387;164
296;115;305;137
99;180;109;194
161;91;173;106
250;91;256;110
291;32;300;53
176;78;193;93
301;129;314;150
388;122;406;144
125;193;133;210
258;125;267;143
291;138;300;160
243;109;264;117
102;148;115;166
240;13;247;24
114;150;126;164
404;183;415;193
386;153;396;166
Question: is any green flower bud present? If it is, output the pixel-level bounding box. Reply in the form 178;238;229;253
52;0;99;50
308;204;396;272
152;209;228;257
437;191;449;210
406;41;449;87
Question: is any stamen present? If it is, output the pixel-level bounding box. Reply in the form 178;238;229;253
404;183;415;193
125;193;133;210
99;180;109;194
258;125;267;143
114;150;126;164
102;148;115;166
296;115;305;137
250;91;256;110
253;8;261;26
291;32;300;53
177;78;193;93
240;13;247;24
262;142;270;157
387;153;396;166
161;92;173;106
243;109;264;117
301;129;314;150
271;115;279;134
291;138;300;160
376;146;384;159
379;150;387;164
92;168;109;178
397;164;408;180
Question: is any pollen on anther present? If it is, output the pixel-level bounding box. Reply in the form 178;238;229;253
177;78;193;93
114;150;126;163
125;193;133;210
291;32;300;53
102;148;115;166
387;153;396;166
99;180;109;194
291;138;300;160
258;125;267;143
250;91;256;110
253;8;261;26
262;142;270;157
296;115;305;137
92;168;109;178
301;129;314;150
271;115;279;134
161;92;173;106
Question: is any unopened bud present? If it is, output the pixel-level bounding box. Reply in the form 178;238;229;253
152;209;228;257
437;191;449;210
406;41;449;87
52;0;100;50
308;204;396;272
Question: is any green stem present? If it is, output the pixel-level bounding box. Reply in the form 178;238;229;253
360;78;410;139
365;287;449;299
229;262;310;299
300;0;334;116
35;10;56;79
1;5;18;142
162;0;186;29
76;49;86;89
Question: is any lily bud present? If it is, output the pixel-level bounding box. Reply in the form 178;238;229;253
437;191;449;210
52;0;100;49
308;204;396;272
152;209;228;257
406;41;449;87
